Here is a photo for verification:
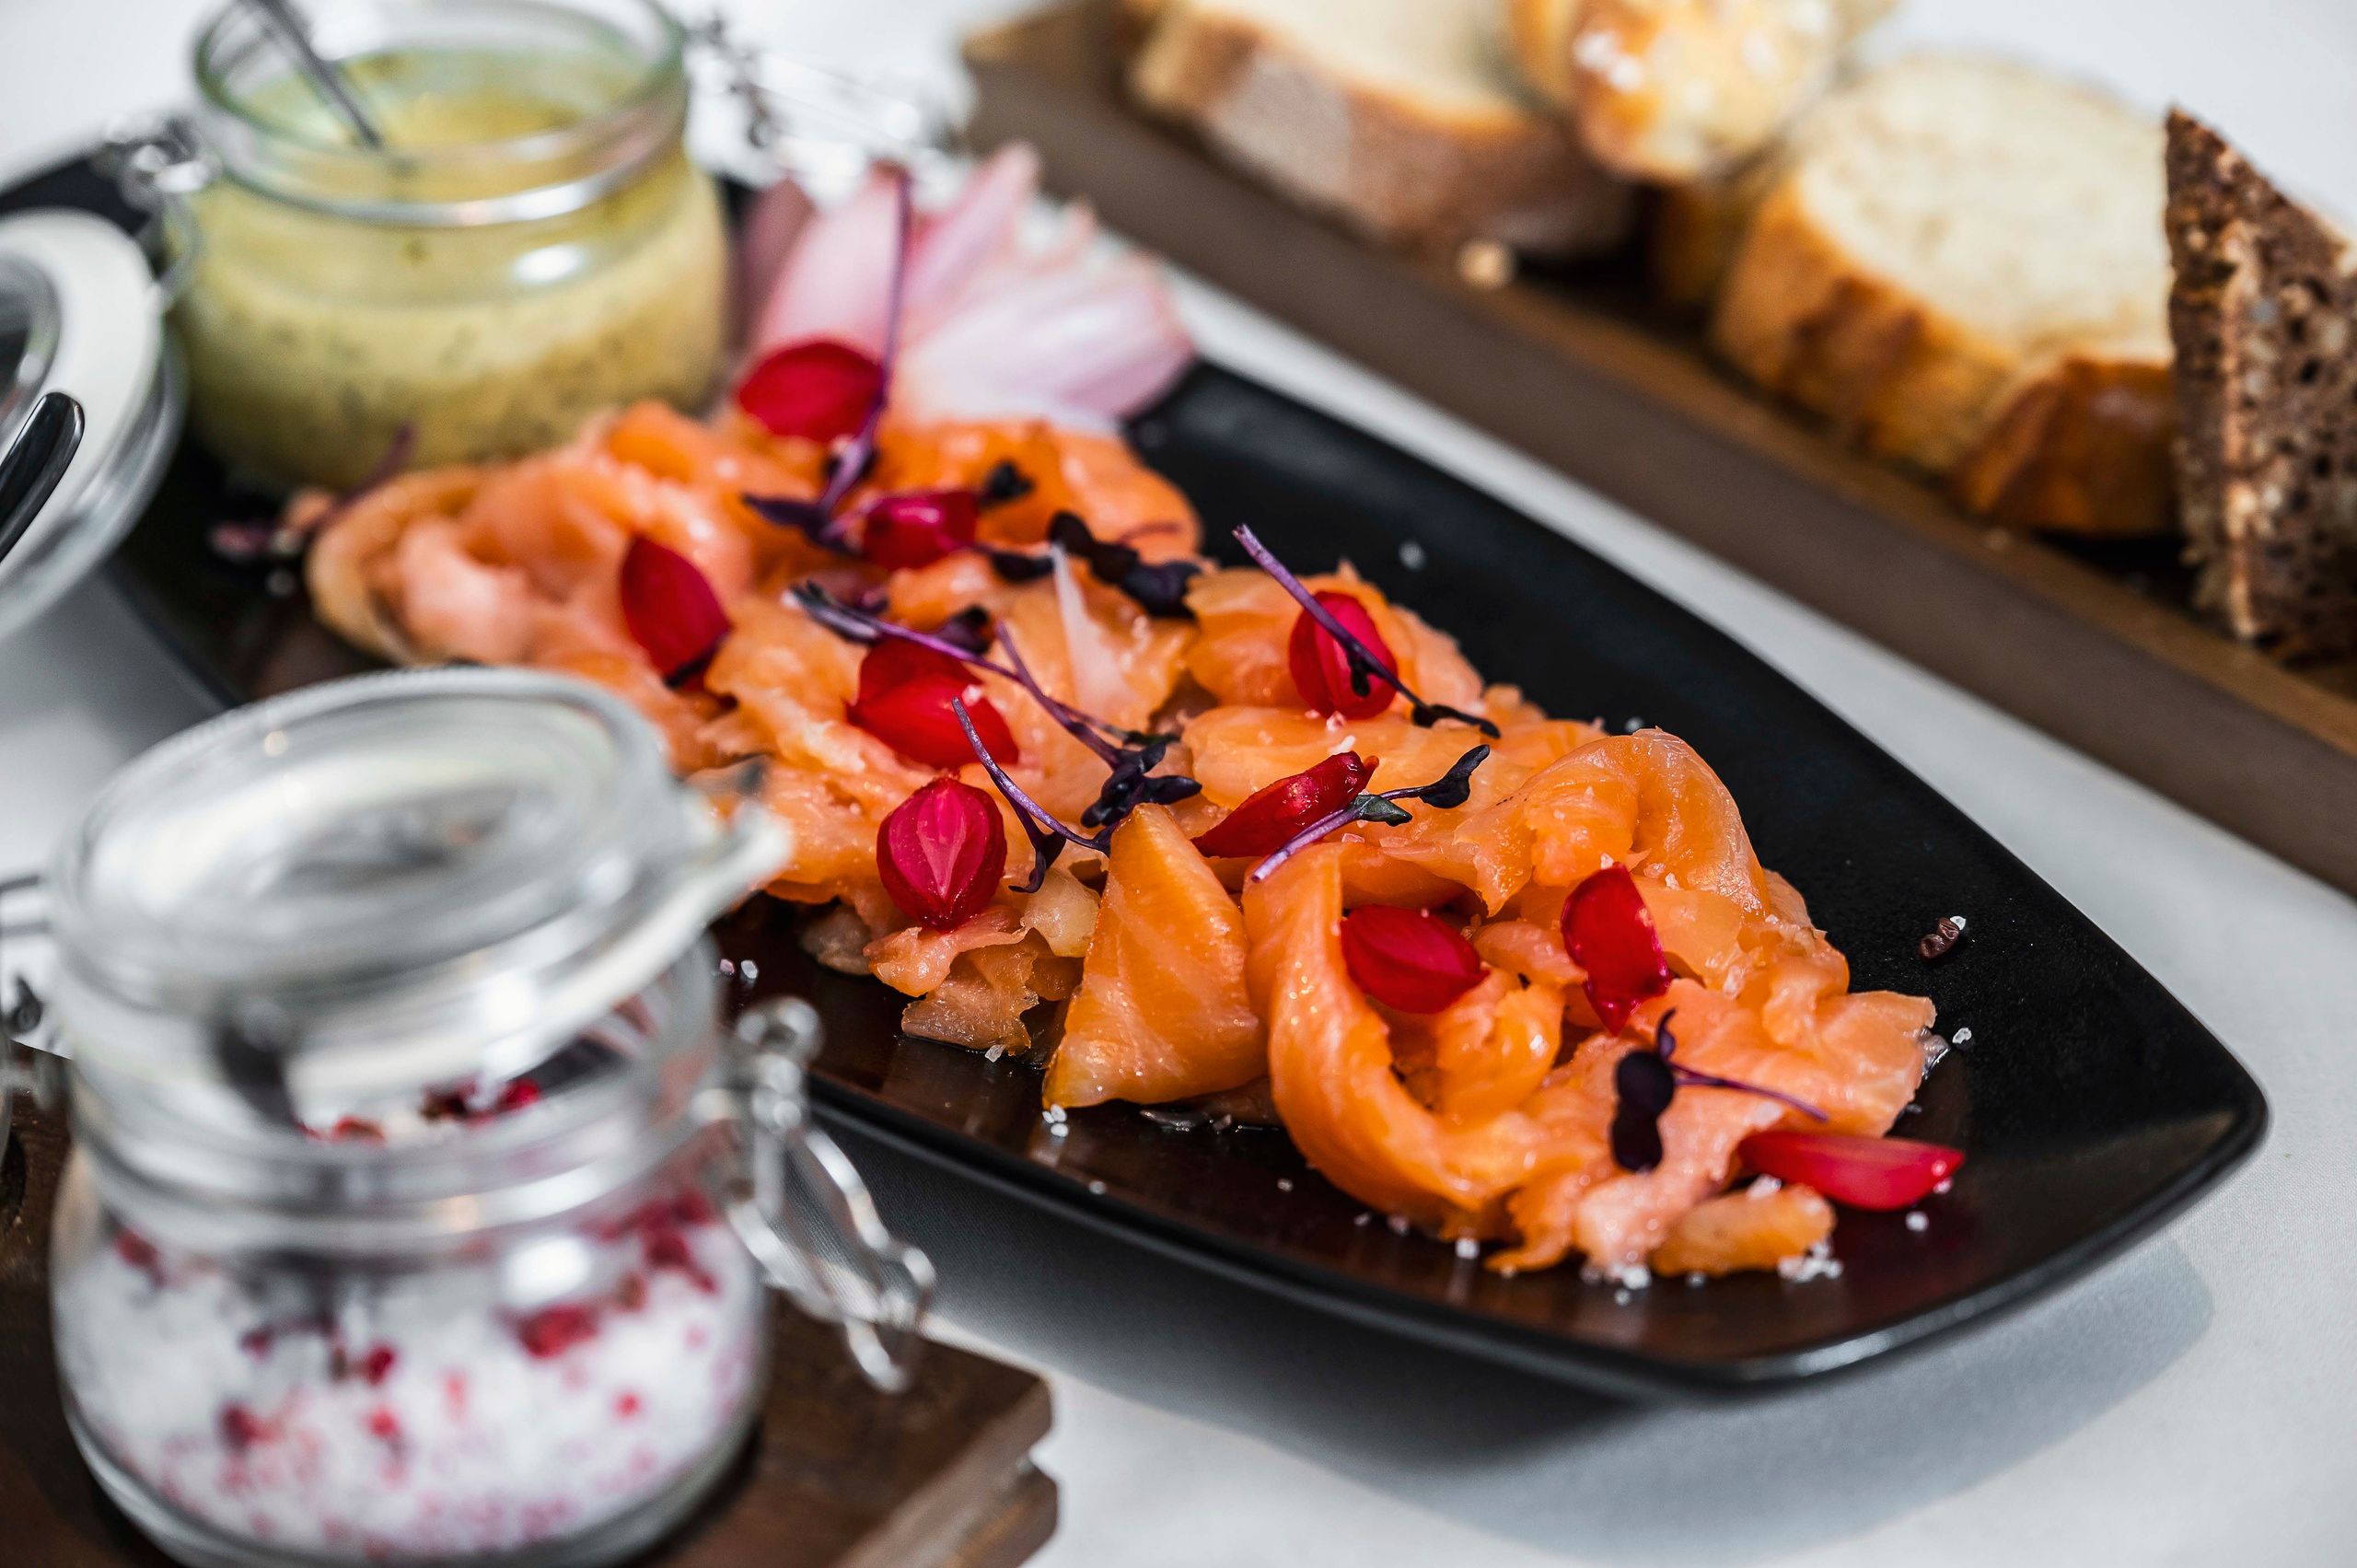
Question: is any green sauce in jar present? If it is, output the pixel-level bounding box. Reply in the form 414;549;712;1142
177;4;725;491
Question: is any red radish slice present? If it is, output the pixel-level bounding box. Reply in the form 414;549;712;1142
1286;592;1396;721
1193;751;1375;857
851;677;1020;771
1562;864;1671;1032
735;339;882;442
877;777;1007;930
619;536;730;685
1340;905;1485;1014
1738;1131;1965;1212
860;489;980;570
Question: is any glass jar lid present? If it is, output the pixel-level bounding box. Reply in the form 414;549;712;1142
189;0;691;226
0;209;180;643
46;668;783;1107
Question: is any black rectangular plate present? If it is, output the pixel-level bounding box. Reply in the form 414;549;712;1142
15;155;2266;1400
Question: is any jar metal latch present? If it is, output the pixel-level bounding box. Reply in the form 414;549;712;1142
707;997;935;1394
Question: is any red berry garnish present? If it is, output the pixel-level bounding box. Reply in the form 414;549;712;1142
852;676;1020;771
357;1344;398;1386
514;1304;600;1359
1287;591;1396;721
620;535;730;686
735;339;882;442
1193;752;1375;858
1738;1131;1965;1212
219;1403;273;1450
1340;905;1485;1014
487;1078;540;1117
113;1228;162;1280
645;1229;718;1294
1562;865;1671;1031
855;639;973;706
877;777;1008;930
859;490;980;570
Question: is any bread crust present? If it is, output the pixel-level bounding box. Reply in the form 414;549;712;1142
1950;356;2177;537
1130;3;1631;255
1711;178;2021;473
1708;88;2175;536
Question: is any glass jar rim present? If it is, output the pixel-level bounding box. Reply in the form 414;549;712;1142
69;946;729;1254
188;0;691;227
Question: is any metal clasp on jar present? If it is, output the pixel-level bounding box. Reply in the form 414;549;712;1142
702;997;935;1393
95;112;215;305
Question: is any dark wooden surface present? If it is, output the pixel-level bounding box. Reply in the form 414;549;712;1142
966;0;2357;898
0;1107;1055;1568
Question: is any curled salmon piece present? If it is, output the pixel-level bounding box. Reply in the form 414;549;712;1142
868;868;1098;996
1653;1184;1836;1278
1245;846;1550;1225
1183;567;1484;714
901;933;1083;1056
1048;804;1264;1109
1494;975;1928;1276
1390;970;1565;1124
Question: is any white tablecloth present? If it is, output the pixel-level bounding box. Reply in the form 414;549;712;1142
4;3;2351;1563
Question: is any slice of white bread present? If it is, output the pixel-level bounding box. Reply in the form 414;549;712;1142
1127;0;1631;255
1499;0;1894;182
1710;54;2177;535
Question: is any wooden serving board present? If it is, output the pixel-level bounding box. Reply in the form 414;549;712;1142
966;0;2357;897
0;1108;1056;1568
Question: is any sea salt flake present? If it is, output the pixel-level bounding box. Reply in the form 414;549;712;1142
1275;1178;1294;1192
1951;1027;1973;1046
1086;1179;1107;1195
1454;1237;1480;1260
1778;1241;1841;1283
1905;1211;1929;1233
1386;1214;1411;1236
1397;540;1428;570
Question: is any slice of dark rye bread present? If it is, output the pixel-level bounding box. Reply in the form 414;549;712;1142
2166;110;2357;655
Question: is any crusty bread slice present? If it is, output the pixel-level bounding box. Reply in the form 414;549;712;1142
1127;0;1631;255
1500;0;1893;183
2166;110;2357;654
1708;54;2177;535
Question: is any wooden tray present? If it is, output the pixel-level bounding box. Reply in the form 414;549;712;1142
0;1107;1056;1568
965;0;2357;897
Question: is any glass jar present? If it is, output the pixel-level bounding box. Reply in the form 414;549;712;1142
37;668;930;1568
164;0;727;490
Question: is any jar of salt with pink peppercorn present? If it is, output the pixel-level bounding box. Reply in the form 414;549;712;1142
35;668;933;1568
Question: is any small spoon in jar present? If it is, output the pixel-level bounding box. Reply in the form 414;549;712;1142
238;0;388;150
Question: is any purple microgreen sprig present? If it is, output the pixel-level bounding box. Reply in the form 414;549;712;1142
1244;744;1491;885
1232;526;1501;738
794;583;1202;839
743;168;915;551
951;696;1110;893
983;511;1201;619
1609;1012;1829;1173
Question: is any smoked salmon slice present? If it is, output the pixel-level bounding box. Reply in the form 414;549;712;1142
1048;804;1264;1108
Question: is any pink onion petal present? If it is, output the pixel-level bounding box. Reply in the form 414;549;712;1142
898;255;1193;426
902;144;1039;339
751;167;902;358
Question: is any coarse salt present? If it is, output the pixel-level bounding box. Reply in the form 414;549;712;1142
58;1206;761;1562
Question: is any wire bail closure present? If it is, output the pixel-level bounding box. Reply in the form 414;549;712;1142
712;996;935;1393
